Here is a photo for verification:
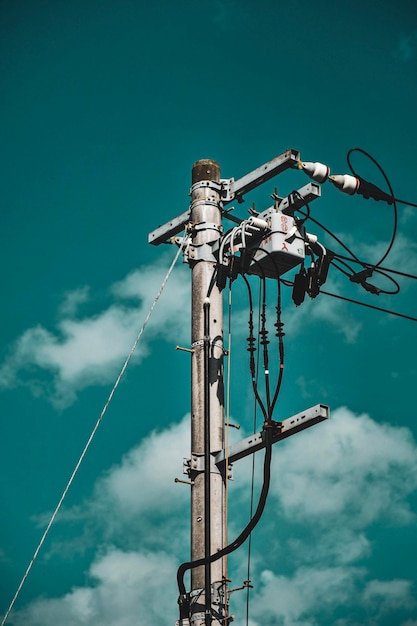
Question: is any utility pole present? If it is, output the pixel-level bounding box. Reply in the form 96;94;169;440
149;149;330;625
188;160;228;625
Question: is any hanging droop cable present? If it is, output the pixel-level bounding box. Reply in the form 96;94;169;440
270;277;285;416
296;208;400;297
242;274;268;422
346;147;398;268
177;425;274;614
177;266;287;618
1;238;188;626
259;277;272;418
246;279;263;626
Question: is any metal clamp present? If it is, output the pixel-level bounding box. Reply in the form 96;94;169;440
192;222;223;233
191;339;224;350
190;180;223;194
184;454;223;476
184;242;217;263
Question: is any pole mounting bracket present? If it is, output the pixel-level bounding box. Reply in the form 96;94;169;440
184;454;225;478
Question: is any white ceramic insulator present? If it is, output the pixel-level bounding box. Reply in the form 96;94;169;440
330;174;359;195
301;161;330;182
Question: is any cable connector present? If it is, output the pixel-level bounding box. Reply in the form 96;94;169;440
330;174;394;204
299;161;330;183
349;268;381;295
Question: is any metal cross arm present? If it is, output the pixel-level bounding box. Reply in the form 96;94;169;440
214;404;330;466
221;148;301;204
148;149;301;246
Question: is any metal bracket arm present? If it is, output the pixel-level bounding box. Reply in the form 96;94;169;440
279;182;321;215
148;209;191;246
220;148;300;204
148;149;301;245
214;404;329;466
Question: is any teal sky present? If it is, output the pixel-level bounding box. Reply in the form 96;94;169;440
1;1;417;625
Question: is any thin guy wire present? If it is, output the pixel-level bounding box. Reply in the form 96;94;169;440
1;239;187;626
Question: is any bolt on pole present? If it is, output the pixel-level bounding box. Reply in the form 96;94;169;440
189;159;228;625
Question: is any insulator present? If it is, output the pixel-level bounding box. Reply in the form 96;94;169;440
300;161;330;183
329;174;360;195
274;320;285;338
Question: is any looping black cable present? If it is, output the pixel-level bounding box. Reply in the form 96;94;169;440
346;147;398;268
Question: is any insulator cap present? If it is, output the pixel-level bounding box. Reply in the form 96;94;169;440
329;174;360;195
300;161;330;183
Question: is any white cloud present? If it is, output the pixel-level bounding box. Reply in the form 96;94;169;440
269;406;417;527
89;415;190;549
363;578;415;614
0;256;190;407
9;408;417;625
10;548;178;626
232;566;416;626
58;286;90;317
283;276;362;343
241;565;364;626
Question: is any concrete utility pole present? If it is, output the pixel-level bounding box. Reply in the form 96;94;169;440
148;149;330;626
189;160;228;625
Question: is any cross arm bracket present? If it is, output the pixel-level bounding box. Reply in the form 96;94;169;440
214;404;329;466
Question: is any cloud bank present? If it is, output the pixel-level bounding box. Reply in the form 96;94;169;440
7;407;417;626
0;257;190;407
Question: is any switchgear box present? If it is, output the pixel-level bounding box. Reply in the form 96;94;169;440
248;211;305;278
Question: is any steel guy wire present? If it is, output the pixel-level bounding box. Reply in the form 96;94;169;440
1;236;188;626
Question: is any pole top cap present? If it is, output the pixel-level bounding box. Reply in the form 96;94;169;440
192;159;220;184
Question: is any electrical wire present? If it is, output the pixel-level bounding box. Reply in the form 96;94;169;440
346;147;398;268
246;279;263;625
319;289;417;322
296;208;401;295
270;277;285;416
242;274;268;422
330;253;417;282
177;426;274;607
1;239;188;626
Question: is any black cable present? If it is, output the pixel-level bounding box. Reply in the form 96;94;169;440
242;274;269;422
245;284;263;626
331;252;417;282
177;427;274;602
270;277;285;416
296;208;400;296
319;289;417;322
260;278;272;418
297;209;363;265
346;147;398;268
329;257;401;295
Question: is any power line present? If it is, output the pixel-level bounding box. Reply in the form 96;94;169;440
0;240;187;626
320;289;417;322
